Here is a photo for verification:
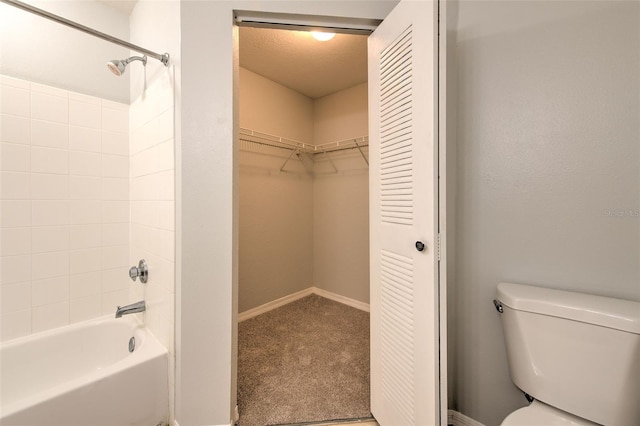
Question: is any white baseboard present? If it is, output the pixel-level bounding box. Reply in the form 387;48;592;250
448;410;486;426
238;287;314;322
173;423;231;426
311;287;370;312
238;286;370;321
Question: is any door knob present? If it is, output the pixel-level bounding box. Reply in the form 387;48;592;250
415;241;426;252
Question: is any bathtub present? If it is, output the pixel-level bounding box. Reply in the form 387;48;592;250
0;315;168;426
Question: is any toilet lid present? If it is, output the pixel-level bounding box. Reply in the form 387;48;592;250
501;401;599;426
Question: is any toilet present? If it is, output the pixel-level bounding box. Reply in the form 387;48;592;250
494;282;640;426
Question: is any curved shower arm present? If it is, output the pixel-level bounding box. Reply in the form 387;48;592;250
124;56;148;66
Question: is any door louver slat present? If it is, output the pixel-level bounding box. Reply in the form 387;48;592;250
380;25;413;227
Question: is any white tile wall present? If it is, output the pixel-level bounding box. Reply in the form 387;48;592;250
0;114;30;145
2;70;175;416
0;75;130;341
70;151;101;176
31;91;69;124
1;228;31;256
1;282;31;313
69;126;100;152
32;226;69;253
1;143;30;171
129;72;175;359
1;85;30;116
1;172;30;199
31;147;68;174
32;120;69;149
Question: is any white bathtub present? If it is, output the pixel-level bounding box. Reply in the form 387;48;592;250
0;315;169;426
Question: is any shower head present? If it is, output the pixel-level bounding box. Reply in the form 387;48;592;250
107;55;147;76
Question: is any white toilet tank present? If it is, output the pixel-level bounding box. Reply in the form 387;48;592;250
496;282;640;426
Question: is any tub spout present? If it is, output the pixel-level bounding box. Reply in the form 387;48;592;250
115;301;145;318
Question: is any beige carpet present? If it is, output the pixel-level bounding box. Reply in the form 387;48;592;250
238;294;371;425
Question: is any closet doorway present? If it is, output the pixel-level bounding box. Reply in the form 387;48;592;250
237;26;372;425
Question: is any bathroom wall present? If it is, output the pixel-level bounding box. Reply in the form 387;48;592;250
0;0;130;103
452;1;640;424
1;0;178;421
238;67;314;312
128;0;179;422
128;76;175;355
0;1;179;419
312;83;369;304
0;75;130;341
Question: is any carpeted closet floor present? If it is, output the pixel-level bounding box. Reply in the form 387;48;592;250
238;294;371;426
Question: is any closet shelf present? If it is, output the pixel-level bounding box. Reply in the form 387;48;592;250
239;128;368;155
239;127;369;172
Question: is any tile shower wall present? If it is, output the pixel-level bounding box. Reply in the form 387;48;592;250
128;72;175;356
0;75;130;341
128;67;175;422
128;2;179;420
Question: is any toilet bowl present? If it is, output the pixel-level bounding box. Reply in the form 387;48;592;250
494;282;640;426
501;401;598;426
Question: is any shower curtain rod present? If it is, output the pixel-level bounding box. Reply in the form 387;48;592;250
1;0;170;66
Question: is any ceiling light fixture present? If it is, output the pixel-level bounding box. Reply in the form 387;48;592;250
311;31;336;42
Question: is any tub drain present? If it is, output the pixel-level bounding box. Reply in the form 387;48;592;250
129;336;136;352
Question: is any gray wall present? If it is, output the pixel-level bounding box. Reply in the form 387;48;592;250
451;1;640;425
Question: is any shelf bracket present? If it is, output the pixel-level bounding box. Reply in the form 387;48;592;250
323;151;338;173
354;141;369;165
280;148;298;172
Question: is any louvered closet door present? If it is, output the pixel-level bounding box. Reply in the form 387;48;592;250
368;1;440;425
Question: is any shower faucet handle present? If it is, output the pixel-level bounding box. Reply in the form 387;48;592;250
129;259;148;283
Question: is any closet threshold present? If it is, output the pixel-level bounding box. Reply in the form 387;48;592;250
270;416;377;426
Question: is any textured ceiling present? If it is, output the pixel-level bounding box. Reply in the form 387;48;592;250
239;26;368;99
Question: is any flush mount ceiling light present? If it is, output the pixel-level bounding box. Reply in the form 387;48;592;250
311;31;336;41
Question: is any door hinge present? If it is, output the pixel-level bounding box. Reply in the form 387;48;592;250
437;233;441;262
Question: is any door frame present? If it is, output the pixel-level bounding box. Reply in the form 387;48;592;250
232;2;448;424
176;1;446;424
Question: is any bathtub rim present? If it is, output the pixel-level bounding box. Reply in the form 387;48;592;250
1;313;145;348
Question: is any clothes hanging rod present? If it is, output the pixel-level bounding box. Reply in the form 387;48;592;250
1;0;170;66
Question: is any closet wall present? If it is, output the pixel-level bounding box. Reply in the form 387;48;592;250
239;69;369;313
239;68;314;313
312;83;369;304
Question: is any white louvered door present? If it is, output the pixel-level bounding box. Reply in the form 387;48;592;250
368;1;440;425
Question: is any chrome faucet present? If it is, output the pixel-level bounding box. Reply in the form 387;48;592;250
115;301;146;318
